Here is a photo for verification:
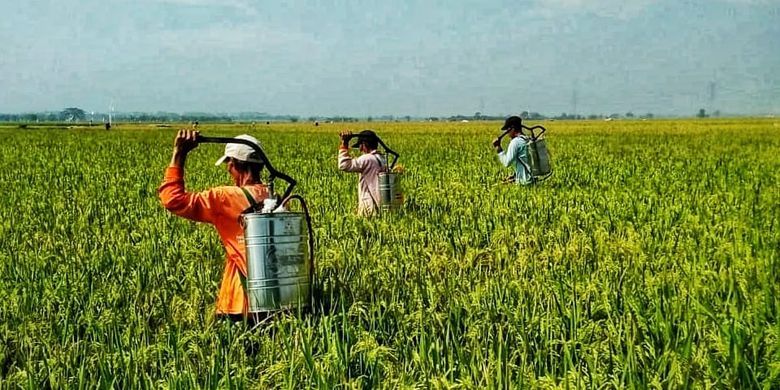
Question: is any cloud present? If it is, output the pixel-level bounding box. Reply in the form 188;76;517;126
531;0;659;19
717;0;777;4
154;23;322;58
151;0;258;16
532;0;777;20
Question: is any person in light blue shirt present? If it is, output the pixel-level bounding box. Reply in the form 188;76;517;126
492;116;533;185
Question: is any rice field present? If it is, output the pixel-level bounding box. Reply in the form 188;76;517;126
0;118;778;388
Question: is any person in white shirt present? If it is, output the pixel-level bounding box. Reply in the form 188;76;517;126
338;129;387;215
492;116;533;185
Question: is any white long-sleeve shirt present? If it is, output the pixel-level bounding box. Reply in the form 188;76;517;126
498;135;532;185
338;148;387;215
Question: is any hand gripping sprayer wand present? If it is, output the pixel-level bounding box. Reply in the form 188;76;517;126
197;135;315;321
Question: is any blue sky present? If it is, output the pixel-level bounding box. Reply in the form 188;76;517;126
1;0;778;116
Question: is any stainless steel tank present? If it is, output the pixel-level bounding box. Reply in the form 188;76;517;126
242;212;310;313
528;138;551;178
378;172;403;211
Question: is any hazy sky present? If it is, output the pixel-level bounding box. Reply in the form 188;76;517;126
1;0;778;116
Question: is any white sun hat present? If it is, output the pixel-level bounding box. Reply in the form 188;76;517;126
214;134;264;166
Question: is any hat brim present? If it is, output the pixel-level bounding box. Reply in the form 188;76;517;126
215;155;229;166
215;155;264;165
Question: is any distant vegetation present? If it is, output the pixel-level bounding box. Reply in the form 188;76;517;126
0;110;296;124
0;107;744;124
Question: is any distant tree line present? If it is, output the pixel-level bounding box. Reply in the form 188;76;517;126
0;108;301;123
4;107;735;124
440;111;657;122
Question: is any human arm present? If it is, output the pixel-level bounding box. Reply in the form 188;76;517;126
339;130;351;150
492;136;504;153
338;150;367;172
337;130;365;172
158;129;223;223
497;137;518;167
169;129;198;169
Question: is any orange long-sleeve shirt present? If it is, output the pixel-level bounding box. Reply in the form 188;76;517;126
158;166;269;315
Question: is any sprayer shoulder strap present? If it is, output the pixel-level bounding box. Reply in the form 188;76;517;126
372;154;385;170
514;138;533;177
240;187;259;210
366;155;383;211
236;187;255;289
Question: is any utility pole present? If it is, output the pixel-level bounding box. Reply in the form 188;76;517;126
571;88;578;118
571;79;580;118
708;81;716;104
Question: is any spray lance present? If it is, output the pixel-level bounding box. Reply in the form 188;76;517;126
344;133;400;167
198;135;296;210
377;137;400;171
197;135;315;317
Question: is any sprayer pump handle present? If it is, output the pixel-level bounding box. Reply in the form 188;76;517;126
374;137;399;170
521;125;547;141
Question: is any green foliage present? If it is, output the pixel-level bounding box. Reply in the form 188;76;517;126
60;107;86;122
0;119;778;388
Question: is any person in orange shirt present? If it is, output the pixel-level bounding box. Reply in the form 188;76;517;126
158;129;269;322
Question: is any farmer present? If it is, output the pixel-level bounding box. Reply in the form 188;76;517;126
159;129;269;322
338;129;387;216
492;115;533;185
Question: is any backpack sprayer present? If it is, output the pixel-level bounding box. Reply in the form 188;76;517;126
376;136;404;212
346;133;404;212
521;124;552;181
197;135;314;318
498;124;553;182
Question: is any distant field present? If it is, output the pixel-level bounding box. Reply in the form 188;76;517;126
1;119;778;388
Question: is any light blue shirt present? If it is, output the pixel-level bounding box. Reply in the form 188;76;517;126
498;135;532;185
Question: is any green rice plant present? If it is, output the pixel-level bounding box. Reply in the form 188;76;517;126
0;118;778;388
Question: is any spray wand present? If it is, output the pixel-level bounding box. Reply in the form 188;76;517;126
344;133;400;170
197;136;297;204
